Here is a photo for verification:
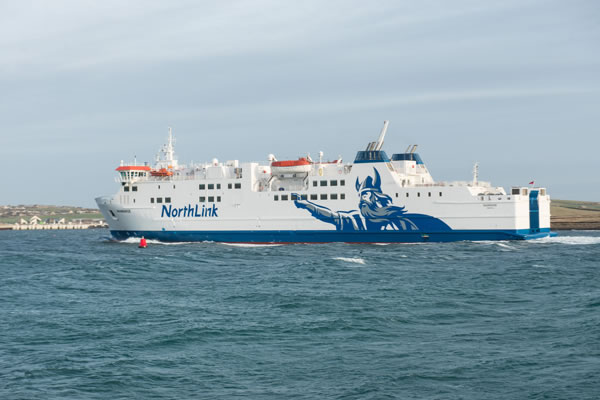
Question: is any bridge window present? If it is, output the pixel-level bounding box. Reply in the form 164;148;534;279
199;184;205;190
208;184;214;190
208;196;214;202
281;195;289;201
320;180;327;187
165;197;171;203
330;180;337;186
330;193;338;200
274;195;279;201
310;194;318;200
235;183;241;189
199;196;205;202
320;194;327;200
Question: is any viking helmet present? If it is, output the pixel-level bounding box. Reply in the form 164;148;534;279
355;168;382;195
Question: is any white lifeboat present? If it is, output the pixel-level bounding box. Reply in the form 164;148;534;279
270;158;312;174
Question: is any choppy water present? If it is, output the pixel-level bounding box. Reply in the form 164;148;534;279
1;230;599;399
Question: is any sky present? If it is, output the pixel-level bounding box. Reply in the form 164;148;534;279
1;0;599;207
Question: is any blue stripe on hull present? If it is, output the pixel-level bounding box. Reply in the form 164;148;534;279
110;228;556;243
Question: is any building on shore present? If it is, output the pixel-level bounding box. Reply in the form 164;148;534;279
9;215;107;230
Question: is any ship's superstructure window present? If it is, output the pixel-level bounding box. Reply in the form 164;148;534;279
418;192;421;197
132;186;138;192
340;180;345;186
320;180;327;187
217;196;221;202
274;195;279;201
341;193;345;200
235;183;241;189
301;194;308;200
217;184;221;189
330;193;338;200
199;184;205;190
157;198;163;203
281;195;289;201
330;180;337;186
151;198;154;203
173;185;176;189
313;181;318;187
395;193;398;198
158;185;161;189
428;192;431;197
291;194;298;200
165;197;171;203
199;196;206;202
439;192;443;197
228;183;232;189
208;196;214;202
124;186;130;192
310;194;318;200
208;184;214;190
320;194;327;200
406;193;409;197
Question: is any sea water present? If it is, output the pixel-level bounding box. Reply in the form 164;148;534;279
1;230;599;399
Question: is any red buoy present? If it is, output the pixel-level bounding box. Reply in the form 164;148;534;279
139;236;147;248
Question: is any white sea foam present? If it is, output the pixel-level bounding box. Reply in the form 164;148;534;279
532;236;600;245
495;242;517;250
118;237;193;245
333;257;366;265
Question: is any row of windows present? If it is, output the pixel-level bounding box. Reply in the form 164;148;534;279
275;193;346;201
151;197;171;204
199;196;222;202
395;192;443;198
313;180;345;187
124;186;138;192
199;183;241;190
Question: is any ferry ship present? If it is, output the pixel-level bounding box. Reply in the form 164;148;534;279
96;122;555;243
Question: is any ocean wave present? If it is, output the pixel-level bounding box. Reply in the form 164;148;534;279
532;236;600;245
333;257;366;265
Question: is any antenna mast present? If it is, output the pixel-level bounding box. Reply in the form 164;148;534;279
374;120;389;151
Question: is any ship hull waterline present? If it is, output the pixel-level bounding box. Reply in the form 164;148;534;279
109;228;556;243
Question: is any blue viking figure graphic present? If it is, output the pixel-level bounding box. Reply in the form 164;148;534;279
294;168;431;231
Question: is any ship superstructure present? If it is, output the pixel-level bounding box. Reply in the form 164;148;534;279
96;122;555;242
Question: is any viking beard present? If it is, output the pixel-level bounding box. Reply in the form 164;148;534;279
359;200;407;224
